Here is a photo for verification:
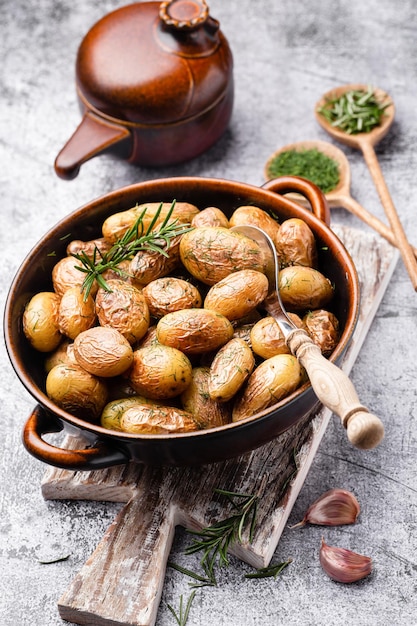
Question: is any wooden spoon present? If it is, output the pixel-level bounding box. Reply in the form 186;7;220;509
264;139;417;260
315;83;417;291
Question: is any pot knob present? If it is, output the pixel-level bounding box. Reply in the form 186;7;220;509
159;0;209;30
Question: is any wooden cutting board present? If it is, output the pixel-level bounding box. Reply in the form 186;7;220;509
41;226;398;626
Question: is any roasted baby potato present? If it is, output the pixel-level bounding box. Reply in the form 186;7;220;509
208;338;255;402
179;227;266;285
73;326;134;377
58;286;96;340
275;218;318;268
129;235;182;286
156;308;234;355
181;367;232;428
278;266;334;311
232;354;303;421
23;291;62;353
46;363;108;420
95;279;150;344
120;404;198;434
129;344;193;399
229;205;280;243
44;340;77;373
191;206;229;228
303;309;340;356
143;277;202;317
52;256;95;297
100;396;159;431
66;237;112;260
250;313;303;359
204;269;268;320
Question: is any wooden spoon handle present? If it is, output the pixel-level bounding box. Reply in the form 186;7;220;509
360;141;417;290
341;195;417;260
287;329;384;450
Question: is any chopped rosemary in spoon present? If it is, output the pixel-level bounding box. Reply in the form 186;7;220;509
266;148;340;193
317;85;390;134
72;200;193;299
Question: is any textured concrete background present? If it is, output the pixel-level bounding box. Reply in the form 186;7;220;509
1;1;416;625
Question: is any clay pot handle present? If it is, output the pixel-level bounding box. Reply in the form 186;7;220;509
23;405;129;471
262;175;331;225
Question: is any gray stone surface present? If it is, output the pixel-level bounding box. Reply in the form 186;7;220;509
1;1;416;625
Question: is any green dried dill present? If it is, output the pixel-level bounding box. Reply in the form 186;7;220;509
317;86;390;135
266;148;340;193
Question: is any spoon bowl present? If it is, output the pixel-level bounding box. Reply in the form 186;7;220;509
231;224;384;450
315;84;417;290
265;139;417;259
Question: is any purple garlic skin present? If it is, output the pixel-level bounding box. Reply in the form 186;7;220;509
319;538;372;583
292;488;360;528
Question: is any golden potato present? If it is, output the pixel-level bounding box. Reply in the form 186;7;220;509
143;277;202;317
232;354;303;421
181;367;232;428
73;326;134;377
204;270;268;320
129;344;192;399
23;291;62;352
191;206;229;228
100;396;159;431
179;227;266;285
156;308;234;355
134;324;159;349
250;313;303;359
44;339;77;373
58;286;96;340
303;309;340;356
129;235;181;286
66;237;112;260
52;256;95;297
229;205;280;243
278;266;334;311
120;404;198;434
208;338;255;402
275;218;318;268
95;279;150;344
102;202;199;243
46;363;108;420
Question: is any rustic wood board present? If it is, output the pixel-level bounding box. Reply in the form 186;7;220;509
41;226;398;626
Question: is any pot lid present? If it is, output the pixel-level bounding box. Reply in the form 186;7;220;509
76;1;233;126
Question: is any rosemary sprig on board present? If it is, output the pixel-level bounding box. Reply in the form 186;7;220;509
318;86;390;134
245;559;292;579
184;488;259;582
72;200;192;299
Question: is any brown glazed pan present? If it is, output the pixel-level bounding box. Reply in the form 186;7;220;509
4;176;359;470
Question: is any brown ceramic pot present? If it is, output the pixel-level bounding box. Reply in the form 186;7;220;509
4;176;359;470
54;0;234;179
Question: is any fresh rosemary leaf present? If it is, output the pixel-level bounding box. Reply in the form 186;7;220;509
318;86;390;135
167;590;197;626
168;561;216;587
245;559;292;579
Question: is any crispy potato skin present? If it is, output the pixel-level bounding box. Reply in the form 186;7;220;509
58;286;96;340
143;277;202;317
95;279;150;344
303;309;340;356
73;326;134;377
46;363;108;420
181;367;232;428
129;344;193;399
52;256;96;297
278;266;334;311
204;270;268;320
156;308;234;355
275;218;318;268
191;206;229;228
120;404;198;434
250;313;303;359
232;354;303;421
179;227;266;285
129;235;182;286
100;396;160;431
208;338;255;402
23;292;62;353
229;205;280;243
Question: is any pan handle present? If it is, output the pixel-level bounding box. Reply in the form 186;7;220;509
23;405;129;471
262;175;331;225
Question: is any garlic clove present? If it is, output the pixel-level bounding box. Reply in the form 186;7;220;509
319;537;372;583
290;488;360;528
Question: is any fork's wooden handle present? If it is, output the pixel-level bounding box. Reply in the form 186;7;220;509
287;329;384;449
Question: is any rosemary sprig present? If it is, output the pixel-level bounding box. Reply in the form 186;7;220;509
167;590;197;626
168;561;216;588
245;559;292;579
72;200;192;299
184;488;258;581
318;85;390;135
